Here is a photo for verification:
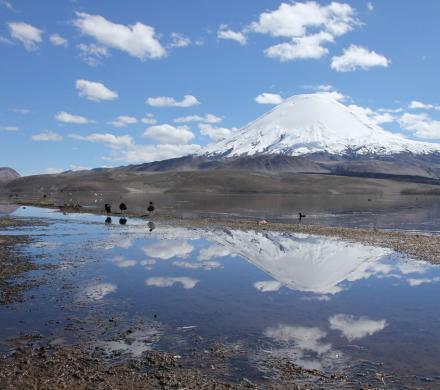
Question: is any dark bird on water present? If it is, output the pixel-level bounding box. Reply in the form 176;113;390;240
119;202;127;214
105;217;112;224
147;201;155;214
298;212;306;221
147;221;155;232
119;217;127;225
105;203;112;215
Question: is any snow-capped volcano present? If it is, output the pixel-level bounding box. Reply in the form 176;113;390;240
206;93;440;157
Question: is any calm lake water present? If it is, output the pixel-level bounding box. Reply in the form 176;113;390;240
1;206;440;387
3;190;440;232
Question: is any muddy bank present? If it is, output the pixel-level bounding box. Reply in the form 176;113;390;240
0;344;252;390
0;341;389;390
0;216;47;229
0;217;50;305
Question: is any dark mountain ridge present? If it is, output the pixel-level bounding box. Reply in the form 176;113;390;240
0;167;20;183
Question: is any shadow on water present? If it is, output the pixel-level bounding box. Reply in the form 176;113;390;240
1;206;440;387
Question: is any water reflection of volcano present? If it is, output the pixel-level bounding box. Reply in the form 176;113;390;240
140;227;395;295
0;203;19;215
211;230;392;295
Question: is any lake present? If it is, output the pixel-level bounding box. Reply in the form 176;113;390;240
1;206;439;387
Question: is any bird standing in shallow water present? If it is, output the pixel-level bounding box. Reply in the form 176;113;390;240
147;201;155;214
119;202;127;214
105;203;112;215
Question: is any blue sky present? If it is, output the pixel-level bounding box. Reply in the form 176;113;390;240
1;0;440;175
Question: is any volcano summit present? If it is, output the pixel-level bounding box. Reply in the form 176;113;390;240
205;93;440;158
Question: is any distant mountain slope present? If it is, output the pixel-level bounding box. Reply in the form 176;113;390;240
0;167;20;183
205;93;440;157
3;167;439;199
124;154;329;174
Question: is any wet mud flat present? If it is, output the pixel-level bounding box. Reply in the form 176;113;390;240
0;218;50;305
0;342;377;390
1;212;440;389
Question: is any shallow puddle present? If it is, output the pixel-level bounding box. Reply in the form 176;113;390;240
1;206;440;386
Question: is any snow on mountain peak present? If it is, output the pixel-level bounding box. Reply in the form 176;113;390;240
205;93;440;157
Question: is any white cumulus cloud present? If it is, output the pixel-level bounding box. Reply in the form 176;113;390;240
79;283;117;302
0;125;19;132
32;131;63;142
174;113;222;124
112;255;138;268
77;43;109;66
49;33;67;47
409;100;440;111
146;95;200;108
55;111;94;124
143;124;195;144
331;45;390;72
250;1;359;38
73;12;166;61
217;24;247;45
329;314;387;341
255;93;284;105
44;167;63;174
8;21;43;51
106;143;202;164
9;108;30;114
141;113;158;125
254;280;283;292
264;31;334;61
145;276;198;289
108;115;138;128
69;132;133;148
143;240;194;260
198;123;234;141
407;276;440;287
399;112;440;139
169;32;191;48
265;324;331;355
248;1;360;62
76;79;118;102
173;261;221;270
197;244;231;261
348;104;395;125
